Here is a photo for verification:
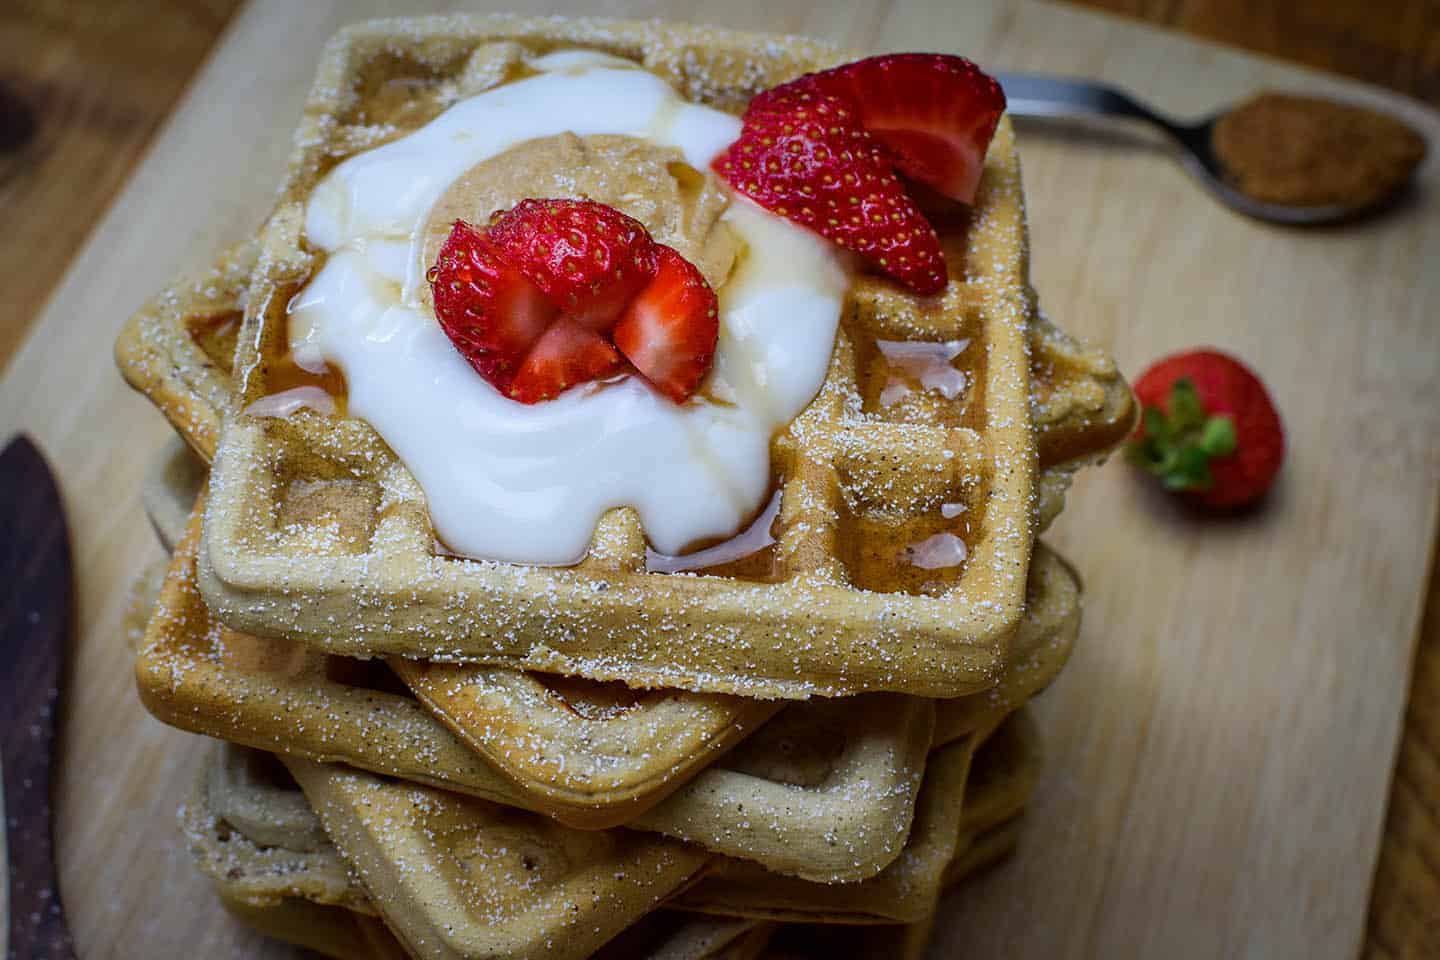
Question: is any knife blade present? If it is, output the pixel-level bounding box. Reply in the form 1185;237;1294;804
0;435;76;959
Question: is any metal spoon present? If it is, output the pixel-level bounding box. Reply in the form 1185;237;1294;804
995;73;1376;225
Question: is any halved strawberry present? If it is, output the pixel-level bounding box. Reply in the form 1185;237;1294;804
487;198;657;332
613;246;719;403
431;206;720;404
805;54;1005;204
509;321;622;404
712;87;947;295
429;220;555;391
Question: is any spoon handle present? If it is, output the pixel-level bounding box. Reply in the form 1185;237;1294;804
995;72;1183;137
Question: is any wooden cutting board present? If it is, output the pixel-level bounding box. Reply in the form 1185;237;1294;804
0;1;1435;957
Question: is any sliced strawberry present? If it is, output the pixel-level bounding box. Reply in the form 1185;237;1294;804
804;54;1006;204
713;87;947;294
429;220;555;391
430;206;719;404
509;321;623;404
487;198;657;332
613;246;719;403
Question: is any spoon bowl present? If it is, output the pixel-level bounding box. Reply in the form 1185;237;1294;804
997;73;1394;225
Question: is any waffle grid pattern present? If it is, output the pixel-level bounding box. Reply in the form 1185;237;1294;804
198;15;1045;699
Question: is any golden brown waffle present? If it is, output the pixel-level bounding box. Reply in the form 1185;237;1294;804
194;14;1044;700
1029;311;1136;531
637;692;933;883
753;816;1020;960
138;501;1074;881
944;710;1040;879
1030;311;1136;472
283;757;711;960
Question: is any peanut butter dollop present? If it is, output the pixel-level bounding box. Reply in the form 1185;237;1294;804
422;132;738;308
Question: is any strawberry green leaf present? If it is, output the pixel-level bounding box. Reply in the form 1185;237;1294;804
1198;416;1237;457
1163;446;1214;490
1167;378;1205;431
1126;377;1237;494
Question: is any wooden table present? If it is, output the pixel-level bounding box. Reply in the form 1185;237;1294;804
1;1;1437;957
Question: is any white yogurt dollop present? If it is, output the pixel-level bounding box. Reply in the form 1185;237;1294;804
289;59;846;564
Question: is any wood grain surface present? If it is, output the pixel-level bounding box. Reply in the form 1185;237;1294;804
0;0;240;371
1085;0;1440;105
0;1;1436;957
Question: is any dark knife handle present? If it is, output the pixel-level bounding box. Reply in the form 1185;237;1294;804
4;691;74;960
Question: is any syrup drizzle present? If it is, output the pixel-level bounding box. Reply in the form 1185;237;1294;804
905;532;968;570
244;386;337;419
875;338;970;406
645;489;782;574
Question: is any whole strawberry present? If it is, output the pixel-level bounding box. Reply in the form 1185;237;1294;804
1128;349;1284;509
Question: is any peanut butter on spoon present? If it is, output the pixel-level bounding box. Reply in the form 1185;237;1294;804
1211;92;1426;210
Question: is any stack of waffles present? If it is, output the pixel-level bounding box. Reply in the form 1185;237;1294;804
116;16;1135;959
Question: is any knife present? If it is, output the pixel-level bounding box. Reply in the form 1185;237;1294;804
1;435;76;959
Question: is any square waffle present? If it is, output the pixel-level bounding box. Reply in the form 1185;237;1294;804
194;15;1049;699
110;15;1135;958
384;657;781;825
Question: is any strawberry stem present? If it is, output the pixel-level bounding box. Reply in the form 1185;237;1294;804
1127;378;1236;492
